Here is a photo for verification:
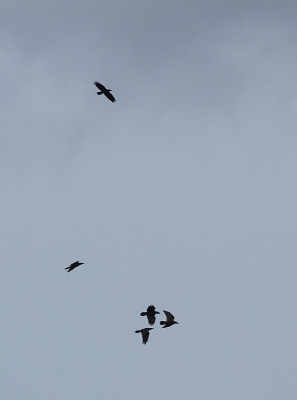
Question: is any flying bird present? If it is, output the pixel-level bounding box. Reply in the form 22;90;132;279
94;81;116;102
65;261;84;272
140;305;160;326
135;328;153;344
160;310;179;328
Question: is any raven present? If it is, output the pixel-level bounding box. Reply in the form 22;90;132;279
140;305;160;326
94;81;116;102
135;328;153;344
65;261;84;272
160;310;179;328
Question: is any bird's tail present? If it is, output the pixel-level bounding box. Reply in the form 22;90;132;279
140;312;147;316
160;321;166;325
97;91;103;95
135;330;141;333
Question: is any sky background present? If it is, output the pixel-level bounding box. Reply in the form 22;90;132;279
1;1;297;399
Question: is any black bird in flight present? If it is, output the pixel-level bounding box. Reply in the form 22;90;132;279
140;305;160;326
160;310;179;328
135;328;153;344
94;81;116;102
65;261;84;272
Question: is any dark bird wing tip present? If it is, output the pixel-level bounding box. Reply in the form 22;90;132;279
163;310;175;320
94;81;102;89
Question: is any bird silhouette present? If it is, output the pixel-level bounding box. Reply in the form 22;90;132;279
94;81;116;102
65;261;84;272
135;328;153;344
140;305;160;326
160;310;179;328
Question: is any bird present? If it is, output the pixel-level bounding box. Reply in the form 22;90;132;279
160;310;179;328
140;305;160;326
65;261;84;272
94;81;116;102
135;328;153;344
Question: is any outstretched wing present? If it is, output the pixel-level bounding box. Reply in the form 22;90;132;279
141;330;150;344
104;91;116;102
163;310;174;322
94;81;105;91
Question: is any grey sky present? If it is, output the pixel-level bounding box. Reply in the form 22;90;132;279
1;1;297;399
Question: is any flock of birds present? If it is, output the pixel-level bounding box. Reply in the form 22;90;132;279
65;82;179;344
66;259;178;345
136;305;179;344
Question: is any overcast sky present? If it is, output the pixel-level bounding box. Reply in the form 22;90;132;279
1;1;297;399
